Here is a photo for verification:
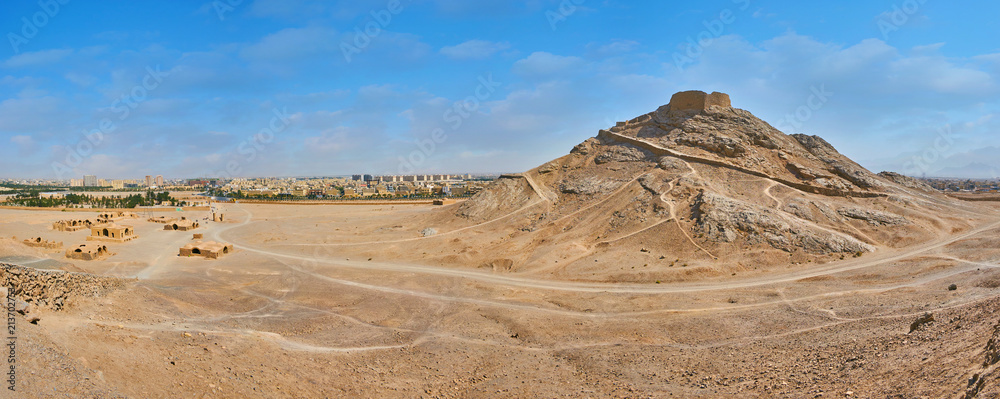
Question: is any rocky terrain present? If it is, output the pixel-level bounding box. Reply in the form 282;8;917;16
1;263;133;310
372;90;980;283
2;91;999;398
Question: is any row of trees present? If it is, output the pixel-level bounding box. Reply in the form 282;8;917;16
3;191;186;208
207;188;472;201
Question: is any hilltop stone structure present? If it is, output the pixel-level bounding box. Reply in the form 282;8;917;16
53;219;94;232
23;237;63;249
180;241;234;259
668;90;731;112
65;244;111;261
212;213;225;222
87;223;138;243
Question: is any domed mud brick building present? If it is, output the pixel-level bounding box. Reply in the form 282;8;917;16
52;219;95;232
179;241;234;259
97;211;139;223
164;219;200;231
65;243;111;261
87;223;138;243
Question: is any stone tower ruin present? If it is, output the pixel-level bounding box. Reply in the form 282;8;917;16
668;90;731;112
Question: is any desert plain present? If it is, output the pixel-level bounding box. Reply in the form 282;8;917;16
1;197;1000;398
4;95;1000;398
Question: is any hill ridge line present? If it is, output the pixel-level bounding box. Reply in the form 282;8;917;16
598;129;887;199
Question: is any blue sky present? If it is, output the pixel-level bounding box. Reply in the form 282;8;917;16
1;0;998;180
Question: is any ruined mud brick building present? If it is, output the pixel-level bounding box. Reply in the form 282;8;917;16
87;223;138;243
164;219;200;231
23;237;63;249
179;241;234;259
65;244;111;261
52;219;95;232
97;211;139;223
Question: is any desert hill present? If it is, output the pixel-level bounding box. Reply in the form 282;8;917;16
393;90;985;281
3;91;1000;398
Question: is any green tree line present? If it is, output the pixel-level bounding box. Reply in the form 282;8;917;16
3;190;186;208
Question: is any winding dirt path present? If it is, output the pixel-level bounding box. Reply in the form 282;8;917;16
216;204;1000;296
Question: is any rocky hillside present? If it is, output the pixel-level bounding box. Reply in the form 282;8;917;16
428;91;981;280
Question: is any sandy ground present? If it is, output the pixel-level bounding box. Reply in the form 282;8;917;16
3;202;1000;398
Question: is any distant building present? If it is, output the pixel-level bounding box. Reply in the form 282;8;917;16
87;223;138;243
352;175;363;181
145;175;153;187
187;179;218;187
53;219;94;232
156;175;165;187
164;220;200;231
179;241;234;259
83;175;98;187
66;244;111;261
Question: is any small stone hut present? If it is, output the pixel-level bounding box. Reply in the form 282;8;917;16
179;241;234;259
66;244;111;261
148;216;177;224
97;211;138;223
53;219;94;232
164;220;200;231
23;237;63;249
87;223;138;243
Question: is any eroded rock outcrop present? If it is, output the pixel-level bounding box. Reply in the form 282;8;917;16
878;171;936;192
693;192;874;254
0;263;133;310
837;207;909;226
455;175;536;223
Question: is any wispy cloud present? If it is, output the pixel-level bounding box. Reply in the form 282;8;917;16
440;40;511;60
3;49;74;68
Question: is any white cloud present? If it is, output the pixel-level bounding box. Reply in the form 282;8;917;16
10;135;32;147
304;127;354;153
2;49;74;68
240;26;431;70
512;52;585;78
585;40;640;58
240;27;341;62
440;40;511;60
64;72;97;87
